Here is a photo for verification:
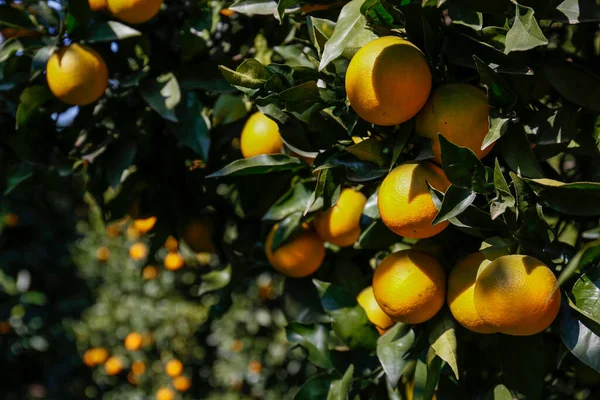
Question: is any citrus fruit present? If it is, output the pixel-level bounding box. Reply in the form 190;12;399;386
133;217;157;234
415;83;491;165
164;236;178;252
88;0;108;11
183;219;215;252
164;252;184;271
378;162;450;239
372;249;446;324
46;43;108;105
345;36;432;126
165;359;183;377
313;188;367;247
265;224;325;278
87;347;109;365
447;253;496;334
124;332;143;351
104;356;123;375
173;375;191;392
129;242;148;261
132;360;146;376
143;265;158;280
240;112;283;158
357;286;394;334
474;255;561;336
96;246;110;262
248;360;263;374
220;8;236;17
106;0;163;24
156;387;175;400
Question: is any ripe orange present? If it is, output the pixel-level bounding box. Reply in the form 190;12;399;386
156;387;175;400
474;255;561;336
132;360;146;376
182;218;215;253
416;83;491;165
345;36;432;126
165;359;183;377
46;43;108;105
124;332;143;351
378;162;450;239
104;356;123;375
88;0;108;12
86;347;109;365
164;252;184;271
164;236;178;252
248;360;263;374
240;112;283;158
357;286;394;335
133;216;157;234
220;8;235;17
106;0;163;24
265;224;325;278
129;242;148;261
143;265;158;280
96;246;111;262
173;375;191;391
447;253;496;334
372;249;446;324
313;188;367;247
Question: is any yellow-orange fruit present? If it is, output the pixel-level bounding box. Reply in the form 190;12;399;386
474;255;561;336
220;8;235;17
447;253;496;334
104;356;123;375
372;249;445;324
143;265;158;280
129;242;148;261
240;112;283;158
165;359;183;377
86;347;109;365
106;0;163;24
46;44;108;105
156;387;175;400
265;224;325;278
173;375;191;392
164;236;178;252
132;360;146;376
345;36;432;126
88;0;108;12
313;188;367;247
133;217;157;234
164;252;184;271
124;332;143;351
96;246;111;262
182;219;216;253
248;360;263;374
378;162;450;239
357;286;394;335
416;83;491;165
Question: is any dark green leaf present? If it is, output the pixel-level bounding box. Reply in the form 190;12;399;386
198;265;232;296
426;309;459;380
511;173;555;248
219;59;270;89
504;4;548;54
376;323;415;388
169;91;210;160
548;0;600;24
361;0;395;26
287;322;333;369
140;73;181;122
346;137;387;167
270;212;303;252
490;158;515;219
280;81;322;113
473;56;516;109
84;21;141;42
556;239;600;291
479;236;518;260
0;5;35;29
543;60;600;113
295;374;337;400
482;112;509;151
497;125;544;179
525;178;600;216
264;182;312;221
16;85;53;129
439;134;488;193
4;162;33;195
212;94;247;126
432;185;477;226
304;168;343;216
572;268;600;324
104;141;137;189
448;4;483;31
276;0;297;21
561;300;600;373
208;154;305;178
31;45;52;74
327;365;354;400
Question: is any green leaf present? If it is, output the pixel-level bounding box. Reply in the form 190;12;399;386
219;59;270;89
304;168;343;216
169;91;211;160
525;178;600;216
555;239;600;291
550;0;600;24
319;0;372;71
264;182;312;221
493;385;513;400
426;310;459;380
280;81;322;113
561;301;600;373
479;236;518;260
284;279;330;324
313;279;379;351
16;85;53;129
0;5;35;29
276;0;297;21
511;173;555;248
4;162;33;195
346;137;387;167
504;4;548;54
490;158;515;219
84;21;141;42
376;323;415;388
104;141;137;189
295;374;337;400
482;114;508;152
497;126;544;179
31;45;53;74
208;154;305;178
287;322;333;369
572;268;600;324
525;105;577;146
361;0;395;26
473;56;516;109
270;212;304;252
497;335;546;399
213;94;247;126
229;0;278;14
439;134;488;193
327;365;354;400
432;185;477;226
198;265;232;296
543;60;600;113
447;4;483;31
140;73;181;122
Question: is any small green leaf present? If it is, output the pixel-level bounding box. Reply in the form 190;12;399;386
304;168;343;216
497;126;544;179
198;265;232;295
229;0;278;15
426;310;459;380
493;385;513;400
104;141;137;189
287;322;333;369
295;374;337;400
376;323;415;388
280;81;322;113
276;0;297;21
479;237;518;260
550;0;600;24
219;59;270;89
213;94;247;126
432;185;477;226
31;45;53;74
140;73;181;122
4;162;33;195
208;154;305;178
561;300;600;373
555;239;600;291
84;21;142;42
327;365;354;400
0;5;35;29
448;4;483;31
16;85;53;129
490;158;515;219
270;212;303;252
543;60;600;113
439;134;488;193
473;56;516;109
346;137;387;167
572;268;600;325
525;178;600;216
264;182;312;221
504;4;548;54
482;113;509;152
169;91;210;160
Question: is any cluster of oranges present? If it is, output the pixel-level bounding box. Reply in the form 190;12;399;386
259;35;561;337
45;0;163;106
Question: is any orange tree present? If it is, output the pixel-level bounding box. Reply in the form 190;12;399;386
3;0;600;399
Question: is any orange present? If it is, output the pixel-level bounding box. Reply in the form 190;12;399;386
240;112;283;158
106;0;163;24
96;246;110;262
129;242;148;261
133;217;157;234
87;347;109;365
416;83;491;165
378;162;450;239
165;359;183;377
220;8;235;17
106;222;121;238
313;188;367;247
104;356;123;375
357;286;394;335
164;236;178;252
88;0;108;12
182;219;215;253
372;249;445;324
265;224;325;278
474;255;561;336
156;387;175;400
143;265;158;280
124;332;143;351
447;253;496;334
248;360;263;374
132;360;146;376
173;375;191;391
46;44;108;105
164;252;184;271
4;213;19;227
345;36;432;126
